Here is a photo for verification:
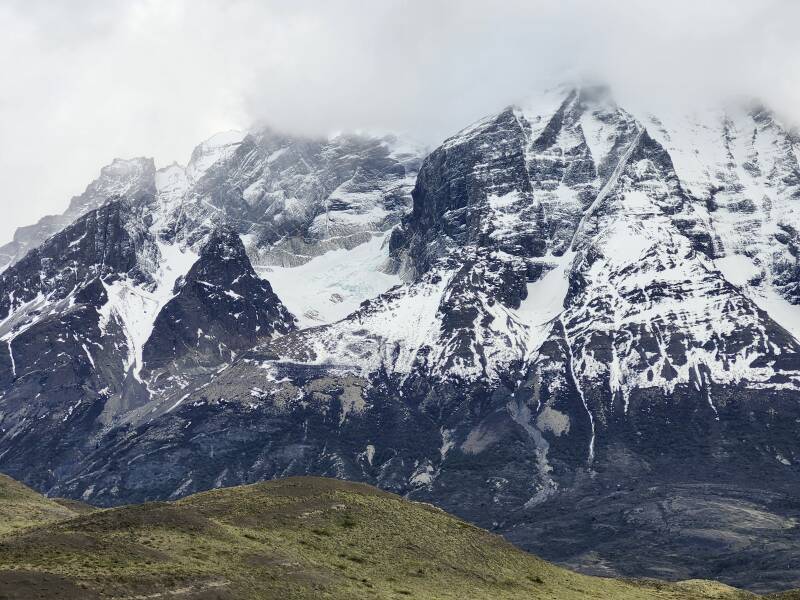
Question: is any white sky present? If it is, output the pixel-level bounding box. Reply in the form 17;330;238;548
1;0;799;243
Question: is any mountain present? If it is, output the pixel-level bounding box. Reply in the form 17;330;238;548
1;85;800;592
0;474;759;599
0;125;421;488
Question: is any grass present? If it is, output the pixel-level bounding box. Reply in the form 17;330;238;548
0;474;768;599
0;473;81;536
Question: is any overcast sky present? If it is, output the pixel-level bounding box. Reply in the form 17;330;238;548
2;0;799;243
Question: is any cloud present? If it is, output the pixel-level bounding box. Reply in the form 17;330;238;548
1;0;798;242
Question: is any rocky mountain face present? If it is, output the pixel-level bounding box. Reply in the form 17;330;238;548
2;86;800;592
0;158;157;271
142;228;296;383
0;125;421;490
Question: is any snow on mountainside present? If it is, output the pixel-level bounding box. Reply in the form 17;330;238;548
259;232;402;327
252;87;800;397
1;127;422;327
153;128;422;324
185;130;248;183
0;158;156;271
639;105;800;338
0;123;422;435
99;241;200;381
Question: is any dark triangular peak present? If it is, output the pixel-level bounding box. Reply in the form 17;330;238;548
141;227;296;379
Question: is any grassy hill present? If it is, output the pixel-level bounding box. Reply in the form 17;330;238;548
0;474;768;599
0;473;84;536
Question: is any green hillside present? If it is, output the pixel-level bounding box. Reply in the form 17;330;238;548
0;475;764;599
0;473;82;536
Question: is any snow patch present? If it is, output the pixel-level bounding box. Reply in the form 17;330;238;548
260;233;401;328
187;130;246;182
513;253;574;359
99;242;198;379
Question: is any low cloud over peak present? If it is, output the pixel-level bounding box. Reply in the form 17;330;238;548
2;0;798;242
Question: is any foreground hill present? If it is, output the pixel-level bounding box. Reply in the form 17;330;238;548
0;474;86;536
0;475;757;600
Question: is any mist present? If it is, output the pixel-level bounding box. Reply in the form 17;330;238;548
2;0;799;243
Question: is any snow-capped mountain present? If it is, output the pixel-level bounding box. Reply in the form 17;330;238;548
0;123;422;479
2;85;800;591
